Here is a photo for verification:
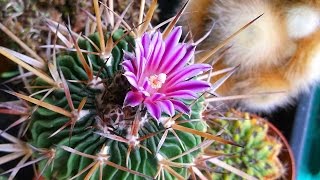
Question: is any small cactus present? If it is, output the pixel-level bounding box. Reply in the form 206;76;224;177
206;110;285;180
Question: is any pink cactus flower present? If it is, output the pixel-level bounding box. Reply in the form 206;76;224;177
123;27;211;120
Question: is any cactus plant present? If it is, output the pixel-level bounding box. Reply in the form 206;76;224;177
206;110;285;180
0;0;283;180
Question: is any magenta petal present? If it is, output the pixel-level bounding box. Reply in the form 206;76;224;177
149;42;165;73
124;91;143;107
161;45;187;73
169;45;196;73
164;27;182;50
145;101;162;120
147;31;161;59
150;44;165;71
158;100;175;116
150;93;165;101
123;72;139;89
165;80;210;93
135;43;145;76
141;33;150;57
123;51;135;60
165;90;197;99
137;57;147;80
149;33;165;69
142;78;149;89
171;99;190;115
122;60;134;72
166;64;211;85
123;52;137;74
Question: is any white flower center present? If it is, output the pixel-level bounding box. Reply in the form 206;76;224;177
148;73;167;89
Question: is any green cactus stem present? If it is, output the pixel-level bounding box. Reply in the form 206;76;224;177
28;29;206;179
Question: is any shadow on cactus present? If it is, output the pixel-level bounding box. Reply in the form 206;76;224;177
0;0;272;180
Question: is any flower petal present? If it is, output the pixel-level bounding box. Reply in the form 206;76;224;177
123;51;135;60
171;99;190;115
123;71;139;89
165;80;211;93
122;60;134;73
168;45;196;73
157;100;175;116
147;31;160;59
123;52;137;73
160;45;187;74
148;32;165;70
137;56;147;80
145;101;162;120
164;26;182;50
141;33;151;57
124;91;143;107
166;64;211;86
165;90;198;99
135;43;145;76
142;77;149;89
150;93;165;101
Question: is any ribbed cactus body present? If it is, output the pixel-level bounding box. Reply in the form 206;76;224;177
29;30;206;179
